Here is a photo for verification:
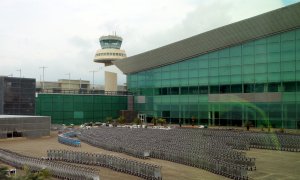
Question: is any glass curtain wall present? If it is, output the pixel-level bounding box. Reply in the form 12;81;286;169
127;28;300;129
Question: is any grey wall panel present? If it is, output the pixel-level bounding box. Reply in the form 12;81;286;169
0;116;50;138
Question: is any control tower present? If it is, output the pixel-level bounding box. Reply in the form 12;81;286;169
93;34;127;92
94;35;127;66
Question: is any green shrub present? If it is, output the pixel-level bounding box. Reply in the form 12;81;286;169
106;117;113;124
151;117;158;126
157;118;166;126
117;116;126;124
133;117;141;125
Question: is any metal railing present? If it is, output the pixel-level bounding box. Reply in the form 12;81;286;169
36;89;132;96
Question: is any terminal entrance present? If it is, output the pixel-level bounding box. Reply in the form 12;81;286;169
138;114;146;124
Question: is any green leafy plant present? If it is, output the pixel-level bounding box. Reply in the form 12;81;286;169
260;125;265;131
117;116;126;124
0;166;9;180
279;128;285;133
151;117;158;126
22;165;51;180
157;118;166;126
244;121;252;131
1;165;51;180
191;116;196;126
133;117;142;125
106;117;113;124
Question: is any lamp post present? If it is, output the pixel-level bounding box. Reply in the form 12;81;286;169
39;66;47;90
89;70;98;90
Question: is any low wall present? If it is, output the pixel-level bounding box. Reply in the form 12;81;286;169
0;115;51;138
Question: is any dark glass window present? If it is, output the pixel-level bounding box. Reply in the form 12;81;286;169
268;83;280;92
170;87;179;95
297;82;300;92
220;85;230;93
254;84;264;92
189;86;199;94
244;84;255;93
162;111;170;118
160;88;169;95
210;85;219;94
283;82;296;92
231;84;242;93
199;86;208;94
81;84;88;88
181;87;189;95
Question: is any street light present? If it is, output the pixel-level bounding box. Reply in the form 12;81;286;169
39;66;47;90
89;70;98;90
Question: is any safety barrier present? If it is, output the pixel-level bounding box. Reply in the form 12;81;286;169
0;148;100;180
47;149;162;180
58;131;81;147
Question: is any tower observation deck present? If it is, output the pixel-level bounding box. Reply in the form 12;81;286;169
94;35;127;66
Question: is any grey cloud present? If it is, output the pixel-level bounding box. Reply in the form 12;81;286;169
125;0;283;56
0;0;284;86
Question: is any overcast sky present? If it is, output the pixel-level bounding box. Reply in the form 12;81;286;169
0;0;299;85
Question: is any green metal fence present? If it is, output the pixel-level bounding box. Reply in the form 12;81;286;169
35;93;128;125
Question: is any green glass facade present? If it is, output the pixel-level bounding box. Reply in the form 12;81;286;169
35;94;128;125
127;28;300;129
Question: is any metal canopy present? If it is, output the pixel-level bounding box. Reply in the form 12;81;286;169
114;3;300;74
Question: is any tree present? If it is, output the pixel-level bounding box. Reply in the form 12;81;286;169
151;117;158;126
191;116;196;126
0;165;51;180
106;117;113;124
133;117;141;125
21;166;51;180
157;118;166;126
117;116;126;124
0;166;9;180
244;121;252;131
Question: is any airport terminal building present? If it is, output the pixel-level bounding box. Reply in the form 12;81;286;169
115;3;300;129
